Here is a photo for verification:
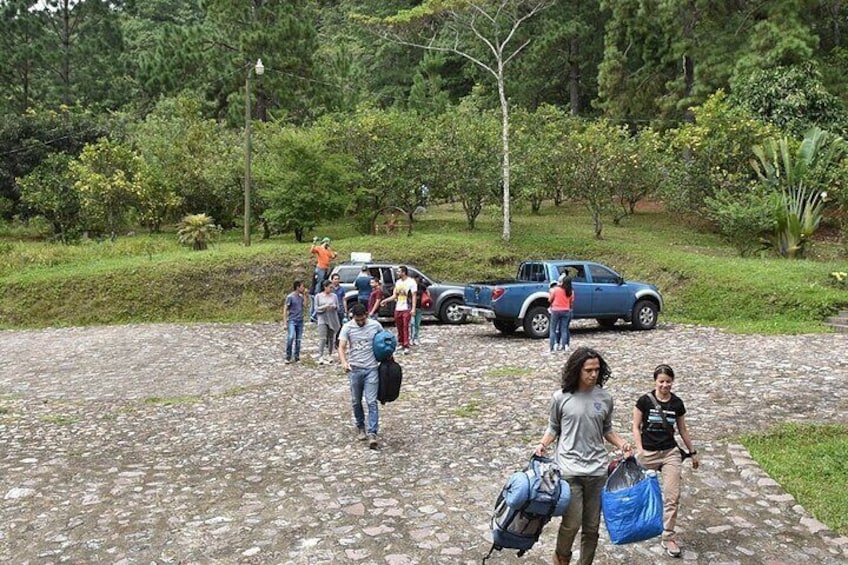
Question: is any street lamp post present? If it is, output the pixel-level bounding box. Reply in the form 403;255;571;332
244;58;264;247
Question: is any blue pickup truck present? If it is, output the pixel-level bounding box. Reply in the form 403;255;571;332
460;260;663;338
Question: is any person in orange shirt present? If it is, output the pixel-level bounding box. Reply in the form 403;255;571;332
309;237;338;322
311;237;337;282
548;274;575;354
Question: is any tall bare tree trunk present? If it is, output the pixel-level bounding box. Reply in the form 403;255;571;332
498;64;511;242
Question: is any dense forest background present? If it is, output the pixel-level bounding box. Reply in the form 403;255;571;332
2;0;847;255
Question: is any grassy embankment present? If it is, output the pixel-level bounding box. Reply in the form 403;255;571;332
1;203;846;534
1;203;844;331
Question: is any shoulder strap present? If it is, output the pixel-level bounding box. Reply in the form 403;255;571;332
648;392;675;434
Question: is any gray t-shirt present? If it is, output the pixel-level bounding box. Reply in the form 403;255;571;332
285;291;305;322
338;318;383;369
546;387;615;477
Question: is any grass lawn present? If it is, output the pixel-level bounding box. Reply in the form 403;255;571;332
1;202;845;331
741;423;848;536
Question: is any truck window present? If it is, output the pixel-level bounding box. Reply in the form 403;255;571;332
519;263;546;282
570;265;587;283
589;264;620;284
336;266;360;284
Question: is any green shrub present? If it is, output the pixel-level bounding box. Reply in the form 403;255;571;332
705;187;777;255
177;214;220;251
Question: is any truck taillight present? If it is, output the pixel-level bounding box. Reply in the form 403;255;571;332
492;287;505;301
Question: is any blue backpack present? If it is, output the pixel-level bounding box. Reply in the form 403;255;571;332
372;330;397;361
483;455;571;562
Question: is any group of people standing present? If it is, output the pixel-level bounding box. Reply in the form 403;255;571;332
536;347;699;563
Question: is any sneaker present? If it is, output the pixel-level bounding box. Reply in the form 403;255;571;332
294;357;300;362
412;338;420;346
402;347;410;355
661;539;681;558
284;358;292;364
317;356;327;365
368;434;379;449
356;428;367;441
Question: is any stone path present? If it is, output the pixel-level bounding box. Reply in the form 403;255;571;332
0;321;846;564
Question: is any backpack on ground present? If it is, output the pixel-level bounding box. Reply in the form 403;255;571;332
483;455;571;562
377;357;402;404
373;330;397;362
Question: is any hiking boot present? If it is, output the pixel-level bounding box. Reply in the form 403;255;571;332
662;539;681;558
368;434;379;449
356;428;367;441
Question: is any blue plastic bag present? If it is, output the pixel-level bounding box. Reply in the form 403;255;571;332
601;457;663;545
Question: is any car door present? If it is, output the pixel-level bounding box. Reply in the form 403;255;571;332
557;264;592;317
587;263;630;315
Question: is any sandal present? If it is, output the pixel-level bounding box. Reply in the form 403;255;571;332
661;539;682;557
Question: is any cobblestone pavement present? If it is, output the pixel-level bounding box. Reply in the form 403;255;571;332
0;320;846;565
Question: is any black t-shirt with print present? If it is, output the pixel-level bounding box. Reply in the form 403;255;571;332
636;392;686;451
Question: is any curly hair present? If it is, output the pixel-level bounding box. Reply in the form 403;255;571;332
560;346;612;392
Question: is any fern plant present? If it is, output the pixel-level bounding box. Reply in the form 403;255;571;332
177;213;220;251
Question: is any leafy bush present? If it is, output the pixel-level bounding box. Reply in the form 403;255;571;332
664;91;778;216
705;187;776;255
177;214;220;251
731;64;846;137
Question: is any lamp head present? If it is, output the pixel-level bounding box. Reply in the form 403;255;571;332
254;59;264;76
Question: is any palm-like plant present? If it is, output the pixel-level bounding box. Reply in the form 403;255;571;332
177;213;219;251
751;127;844;258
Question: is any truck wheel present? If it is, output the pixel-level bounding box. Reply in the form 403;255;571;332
631;300;658;330
493;320;517;334
523;306;550;339
439;297;466;325
597;318;618;329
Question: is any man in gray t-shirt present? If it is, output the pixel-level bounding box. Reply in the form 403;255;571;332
534;347;632;565
338;303;383;449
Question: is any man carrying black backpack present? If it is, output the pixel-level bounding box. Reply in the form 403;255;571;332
338;303;384;449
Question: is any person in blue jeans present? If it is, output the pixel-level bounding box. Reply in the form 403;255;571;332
354;266;372;308
282;280;308;363
548;275;575;353
338;303;384;449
